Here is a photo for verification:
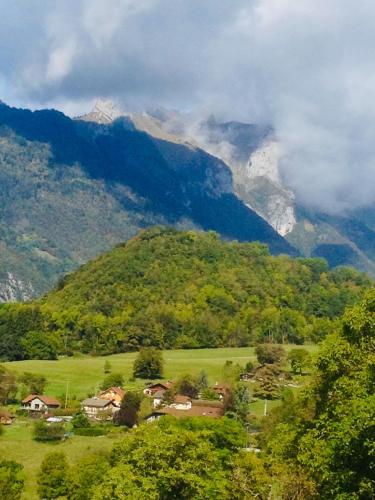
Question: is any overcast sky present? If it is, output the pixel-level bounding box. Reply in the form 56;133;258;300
1;0;375;213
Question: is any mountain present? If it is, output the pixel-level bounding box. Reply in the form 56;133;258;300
0;227;371;360
0;101;295;300
127;108;375;276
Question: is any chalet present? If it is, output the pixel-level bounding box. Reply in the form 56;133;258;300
98;386;125;406
0;410;15;425
143;381;173;396
21;395;60;413
81;397;119;420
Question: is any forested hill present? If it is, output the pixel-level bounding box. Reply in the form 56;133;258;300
0;227;371;361
0;101;294;300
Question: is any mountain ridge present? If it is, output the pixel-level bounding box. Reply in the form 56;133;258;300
0;101;295;300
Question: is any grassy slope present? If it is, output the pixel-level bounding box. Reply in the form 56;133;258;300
1;420;122;499
4;345;318;399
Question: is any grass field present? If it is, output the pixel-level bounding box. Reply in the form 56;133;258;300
0;419;124;499
1;345;318;498
4;345;318;400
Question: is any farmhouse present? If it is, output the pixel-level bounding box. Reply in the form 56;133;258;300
81;397;119;420
21;395;60;413
98;386;125;405
143;381;174;396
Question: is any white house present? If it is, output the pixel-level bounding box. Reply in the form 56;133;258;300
21;395;60;413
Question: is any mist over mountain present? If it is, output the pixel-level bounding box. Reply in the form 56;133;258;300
97;101;373;277
0;100;294;300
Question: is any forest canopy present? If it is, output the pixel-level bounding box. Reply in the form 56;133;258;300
0;227;372;360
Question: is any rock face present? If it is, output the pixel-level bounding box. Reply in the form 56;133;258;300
233;140;296;237
123;108;375;276
0;273;34;303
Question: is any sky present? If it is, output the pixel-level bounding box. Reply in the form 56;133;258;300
0;0;375;213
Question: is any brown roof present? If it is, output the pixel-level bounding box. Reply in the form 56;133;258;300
191;399;223;408
22;394;60;406
156;405;224;419
174;395;191;404
148;381;173;390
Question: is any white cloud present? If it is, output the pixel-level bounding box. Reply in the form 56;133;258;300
0;0;374;212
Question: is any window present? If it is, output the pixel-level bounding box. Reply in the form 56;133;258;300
35;403;40;409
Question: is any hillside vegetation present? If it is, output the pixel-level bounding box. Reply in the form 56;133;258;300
0;227;371;360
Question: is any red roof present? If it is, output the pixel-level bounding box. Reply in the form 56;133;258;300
22;394;60;406
99;387;125;398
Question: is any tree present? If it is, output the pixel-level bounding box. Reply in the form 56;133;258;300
255;344;286;365
287;348;311;375
104;360;112;374
0;460;25;500
0;366;17;404
37;452;68;499
175;374;199;399
67;454;110;500
229;451;271;499
18;372;46;395
21;331;58;360
114;391;142;428
100;423;228;499
197;369;208;390
33;421;65;442
71;411;90;429
133;348;164;379
100;373;124;390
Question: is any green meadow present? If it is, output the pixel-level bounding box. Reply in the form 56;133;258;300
4;345;318;400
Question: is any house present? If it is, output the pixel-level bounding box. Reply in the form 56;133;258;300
21;395;60;413
81;397;119;420
98;386;125;406
143;381;173;396
146;400;224;422
0;410;15;425
170;395;192;410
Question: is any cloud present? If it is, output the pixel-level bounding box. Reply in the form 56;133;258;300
0;0;374;212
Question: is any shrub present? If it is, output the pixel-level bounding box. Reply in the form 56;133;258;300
33;421;65;442
73;427;107;436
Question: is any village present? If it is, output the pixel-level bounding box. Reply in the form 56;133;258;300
8;380;229;426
